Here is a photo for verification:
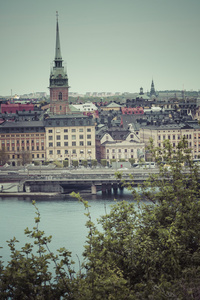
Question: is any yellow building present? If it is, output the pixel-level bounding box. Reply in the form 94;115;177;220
139;123;200;159
45;115;96;165
0;120;46;166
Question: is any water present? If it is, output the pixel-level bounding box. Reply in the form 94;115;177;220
0;190;135;270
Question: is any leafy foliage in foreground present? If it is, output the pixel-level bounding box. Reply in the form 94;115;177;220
1;138;200;299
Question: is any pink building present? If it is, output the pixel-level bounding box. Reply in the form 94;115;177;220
1;103;34;114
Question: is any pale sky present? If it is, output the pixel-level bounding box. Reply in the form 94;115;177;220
0;0;199;97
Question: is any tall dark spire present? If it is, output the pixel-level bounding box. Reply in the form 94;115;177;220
150;79;156;97
55;11;62;67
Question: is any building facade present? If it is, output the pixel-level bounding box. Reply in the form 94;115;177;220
0;121;46;166
96;127;145;163
45;115;96;165
139;123;200;159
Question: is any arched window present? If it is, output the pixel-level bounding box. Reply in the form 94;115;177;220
58;92;62;100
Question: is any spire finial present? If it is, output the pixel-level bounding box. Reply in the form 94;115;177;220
56;11;58;22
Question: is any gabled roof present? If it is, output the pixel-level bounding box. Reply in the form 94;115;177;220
106;102;122;108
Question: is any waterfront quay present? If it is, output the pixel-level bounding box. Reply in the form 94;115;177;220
0;167;158;195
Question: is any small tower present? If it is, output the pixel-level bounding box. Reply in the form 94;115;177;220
49;12;70;115
150;79;156;97
139;87;144;95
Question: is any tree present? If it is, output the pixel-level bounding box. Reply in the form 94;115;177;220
63;159;69;168
100;159;107;167
0;148;8;165
21;151;32;166
128;158;135;165
72;160;78;168
81;159;88;168
79;138;200;298
1;138;200;299
91;159;97;168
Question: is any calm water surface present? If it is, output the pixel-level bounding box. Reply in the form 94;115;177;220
0;190;135;269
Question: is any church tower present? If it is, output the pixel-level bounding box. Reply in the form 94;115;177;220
150;79;156;97
49;12;70;115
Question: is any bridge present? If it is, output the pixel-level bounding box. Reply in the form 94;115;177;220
24;169;158;194
0;168;159;194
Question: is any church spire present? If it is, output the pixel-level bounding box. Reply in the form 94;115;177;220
150;79;156;97
55;11;62;67
49;12;70;115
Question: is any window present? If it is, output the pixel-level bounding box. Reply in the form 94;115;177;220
87;141;91;146
173;135;175;140
87;128;91;132
79;128;83;132
130;134;133;138
37;154;39;158
64;129;68;132
49;150;53;155
57;150;60;154
79;135;84;139
65;150;68;154
57;142;61;147
112;149;115;153
125;149;127;153
58;92;62;100
64;142;68;146
49;143;53;147
32;154;34;158
118;149;121;153
163;135;165;140
72;149;76;154
32;146;34;150
80;141;84;146
49;136;53;140
27;146;29;151
87;134;91;139
72;135;76;140
168;135;170;140
48;130;52;133
37;146;39;150
56;135;61;140
72;129;76;132
42;154;44;158
64;135;68;139
107;149;109;153
72;142;76;146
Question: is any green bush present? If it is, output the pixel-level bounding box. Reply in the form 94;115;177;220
72;160;78;168
100;159;107;167
63;160;69;167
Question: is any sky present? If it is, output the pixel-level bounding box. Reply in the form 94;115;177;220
0;0;200;97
